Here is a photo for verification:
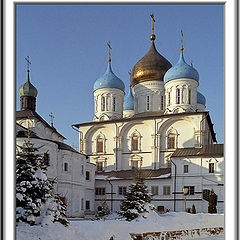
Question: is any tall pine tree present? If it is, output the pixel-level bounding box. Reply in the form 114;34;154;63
119;169;151;221
16;140;69;226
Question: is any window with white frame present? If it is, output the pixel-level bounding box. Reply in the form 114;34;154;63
131;160;139;169
96;161;104;172
209;163;214;173
95;188;106;195
184;186;195;195
106;96;109;111
184;165;189;173
151;186;159;196
131;135;139;151
167;135;175;149
163;186;171;195
101;96;105;111
118;186;127;195
97;138;104;153
168;92;171;106
176;88;180;104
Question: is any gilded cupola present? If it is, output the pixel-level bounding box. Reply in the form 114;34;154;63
130;14;172;87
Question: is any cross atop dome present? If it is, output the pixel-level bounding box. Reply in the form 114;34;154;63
180;29;184;53
150;13;156;41
25;56;31;73
107;41;112;63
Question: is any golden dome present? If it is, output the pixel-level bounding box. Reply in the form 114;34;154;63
130;36;172;87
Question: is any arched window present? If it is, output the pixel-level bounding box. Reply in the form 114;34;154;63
113;97;116;112
176;89;180;104
146;96;150;111
129;154;142;169
96;133;106;154
101;96;105;111
130;130;141;152
131;135;139;151
97;138;104;153
167;134;175;149
168;92;171;106
188;89;191;104
161;95;164;110
166;128;178;150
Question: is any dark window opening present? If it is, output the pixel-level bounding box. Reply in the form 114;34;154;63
95;188;106;195
118;186;127;195
209;163;214;173
44;153;50;166
184;165;188;173
64;162;68;172
97;138;104;153
167;135;175;149
184;186;195;195
86;171;90;180
86;200;90;210
132;136;139;151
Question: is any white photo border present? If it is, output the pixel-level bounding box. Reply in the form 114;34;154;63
3;0;238;239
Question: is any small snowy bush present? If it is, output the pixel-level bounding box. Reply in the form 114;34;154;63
16;140;69;226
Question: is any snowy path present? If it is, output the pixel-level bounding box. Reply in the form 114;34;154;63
17;212;224;240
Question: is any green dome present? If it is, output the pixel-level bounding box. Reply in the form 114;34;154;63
19;71;38;97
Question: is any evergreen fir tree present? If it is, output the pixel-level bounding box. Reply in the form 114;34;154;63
191;204;196;214
118;169;151;221
208;189;217;213
97;199;110;218
16;140;69;226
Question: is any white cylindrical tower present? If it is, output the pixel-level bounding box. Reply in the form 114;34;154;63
93;51;125;121
164;33;199;114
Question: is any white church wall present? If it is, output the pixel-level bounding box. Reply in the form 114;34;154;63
93;88;124;121
164;78;198;113
95;177;174;212
133;81;165;114
171;156;224;213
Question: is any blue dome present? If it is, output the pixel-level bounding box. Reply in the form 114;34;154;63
197;91;206;105
164;53;199;83
93;62;125;92
123;86;134;110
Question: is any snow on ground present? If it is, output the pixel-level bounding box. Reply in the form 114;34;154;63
17;212;224;240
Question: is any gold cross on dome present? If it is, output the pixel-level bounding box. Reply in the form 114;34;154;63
107;41;112;62
49;112;55;127
25;56;31;71
150;13;155;35
181;29;184;53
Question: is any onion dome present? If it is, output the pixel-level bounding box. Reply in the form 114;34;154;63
130;35;172;87
19;70;38;97
197;91;206;105
123;84;134;110
93;60;125;92
164;52;199;83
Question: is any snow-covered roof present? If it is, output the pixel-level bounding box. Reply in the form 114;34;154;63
95;168;171;181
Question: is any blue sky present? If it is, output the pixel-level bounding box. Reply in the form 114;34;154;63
16;4;224;147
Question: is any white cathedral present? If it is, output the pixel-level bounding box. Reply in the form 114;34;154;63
16;18;224;217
